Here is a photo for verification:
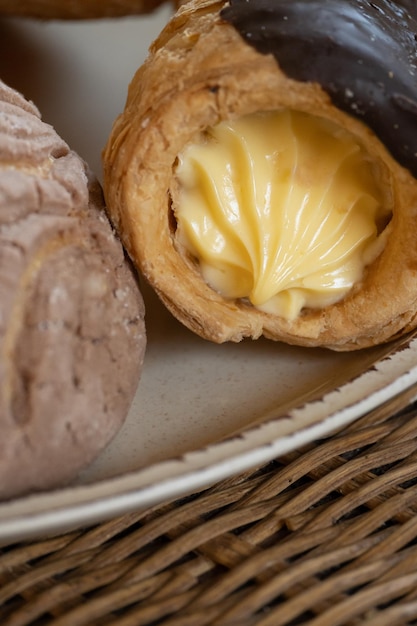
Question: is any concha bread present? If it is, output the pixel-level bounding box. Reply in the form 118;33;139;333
0;80;146;499
0;0;170;19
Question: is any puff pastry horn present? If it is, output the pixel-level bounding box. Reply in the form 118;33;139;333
103;0;417;351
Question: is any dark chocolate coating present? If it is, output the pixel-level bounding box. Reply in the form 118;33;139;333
221;0;417;177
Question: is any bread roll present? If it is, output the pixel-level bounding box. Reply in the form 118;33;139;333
0;80;146;499
103;0;417;351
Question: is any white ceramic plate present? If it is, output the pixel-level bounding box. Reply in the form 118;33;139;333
1;9;417;544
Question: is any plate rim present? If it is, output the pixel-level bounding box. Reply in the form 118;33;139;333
1;332;417;544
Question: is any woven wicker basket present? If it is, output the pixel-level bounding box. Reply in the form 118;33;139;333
2;394;417;625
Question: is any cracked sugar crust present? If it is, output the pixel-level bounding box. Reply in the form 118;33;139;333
0;80;146;500
0;0;169;19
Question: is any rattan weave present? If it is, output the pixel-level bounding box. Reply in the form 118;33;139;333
2;395;417;625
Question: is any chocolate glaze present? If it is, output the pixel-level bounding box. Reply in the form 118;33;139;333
221;0;417;177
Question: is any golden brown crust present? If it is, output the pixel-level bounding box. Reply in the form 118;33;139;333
0;0;169;19
103;0;417;351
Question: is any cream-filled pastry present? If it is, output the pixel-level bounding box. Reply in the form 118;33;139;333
103;0;417;350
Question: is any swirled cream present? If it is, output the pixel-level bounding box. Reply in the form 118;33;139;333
173;110;391;320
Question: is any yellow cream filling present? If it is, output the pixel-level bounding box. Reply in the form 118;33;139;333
173;110;390;320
